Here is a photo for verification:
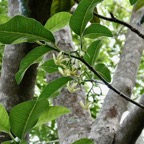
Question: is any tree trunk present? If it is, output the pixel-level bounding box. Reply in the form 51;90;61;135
45;26;93;144
0;0;52;142
89;7;144;144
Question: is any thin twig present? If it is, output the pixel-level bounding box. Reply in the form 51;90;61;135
93;12;144;39
47;44;144;109
85;79;105;85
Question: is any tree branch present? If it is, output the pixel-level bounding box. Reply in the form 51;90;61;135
94;12;144;39
46;44;144;109
114;95;144;144
74;0;144;39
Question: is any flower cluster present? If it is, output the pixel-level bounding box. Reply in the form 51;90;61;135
53;52;79;77
53;51;80;93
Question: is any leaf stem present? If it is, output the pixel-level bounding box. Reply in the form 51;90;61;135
8;132;15;141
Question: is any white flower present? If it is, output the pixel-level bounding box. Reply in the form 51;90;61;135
67;82;80;93
79;101;91;110
70;65;78;77
58;67;71;77
53;52;69;67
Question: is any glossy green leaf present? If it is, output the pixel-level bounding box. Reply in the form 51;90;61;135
95;63;111;82
36;106;70;126
45;12;71;33
70;0;103;35
72;138;94;144
129;0;138;5
134;0;144;11
39;77;72;99
9;99;49;139
50;0;75;15
40;59;58;73
0;104;10;133
83;23;113;38
0;15;55;44
84;40;101;66
15;45;52;84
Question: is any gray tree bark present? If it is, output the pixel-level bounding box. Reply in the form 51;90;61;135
89;7;144;144
45;26;93;144
0;0;52;142
114;95;144;144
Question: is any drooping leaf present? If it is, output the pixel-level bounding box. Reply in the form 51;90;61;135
83;23;113;38
50;0;75;15
9;99;49;139
45;12;71;33
84;40;101;66
70;0;103;35
72;138;94;144
15;45;52;84
40;59;58;73
36;106;70;126
0;15;55;44
39;77;73;99
95;63;111;82
0;104;10;134
134;0;144;11
129;0;138;5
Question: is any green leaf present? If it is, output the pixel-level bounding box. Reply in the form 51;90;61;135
45;12;71;33
129;0;138;5
9;99;49;139
36;106;70;126
84;40;101;66
72;138;94;144
0;15;55;44
134;0;144;11
39;77;73;99
83;23;113;38
40;59;58;73
50;0;75;15
95;63;111;82
1;141;13;144
0;14;9;24
0;104;10;133
70;0;103;35
15;45;52;84
20;140;27;144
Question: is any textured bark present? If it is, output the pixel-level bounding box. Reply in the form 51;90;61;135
90;8;144;144
114;95;144;144
45;26;93;144
0;0;52;142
